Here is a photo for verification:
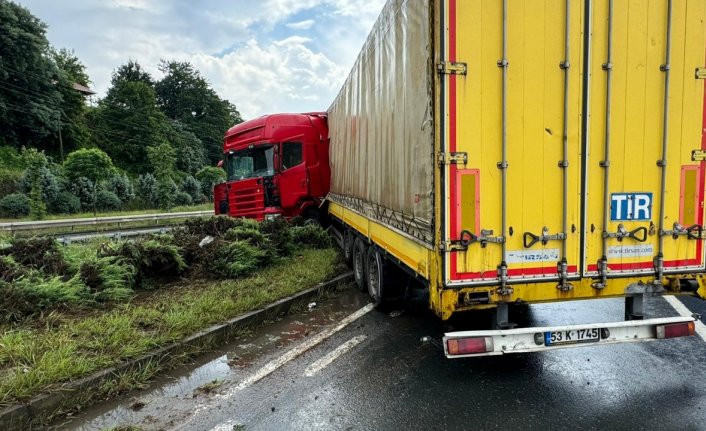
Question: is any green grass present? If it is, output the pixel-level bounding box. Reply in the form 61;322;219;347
0;248;342;406
0;203;213;223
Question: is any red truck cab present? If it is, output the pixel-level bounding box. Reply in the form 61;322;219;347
214;113;330;222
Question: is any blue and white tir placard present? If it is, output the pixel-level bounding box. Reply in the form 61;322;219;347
610;193;652;221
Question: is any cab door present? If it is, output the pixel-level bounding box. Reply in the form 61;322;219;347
279;141;308;210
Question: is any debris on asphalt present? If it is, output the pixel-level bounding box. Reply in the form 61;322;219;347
389;310;403;318
308;302;317;311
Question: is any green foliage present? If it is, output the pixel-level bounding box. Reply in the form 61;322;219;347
136;173;158;205
0;146;23;170
0;169;22;198
174;191;192;206
13;275;89;311
0;193;29;217
79;256;136;302
106;173;135;204
20;166;59;204
28;182;46;220
90;61;162;175
95;190;122;211
69;176;95;211
0;2;63;151
99;239;186;287
210;240;267;278
63;148;115;184
196;167;226;201
147;141;177;181
4;237;68;275
51;48;91;155
163;120;206;175
49;191;81;214
259;218;293;257
157;179;178;211
290;224;332;248
156;60;243;164
181;175;203;203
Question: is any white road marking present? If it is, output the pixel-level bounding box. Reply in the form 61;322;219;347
188;303;374;431
304;335;367;377
663;295;706;342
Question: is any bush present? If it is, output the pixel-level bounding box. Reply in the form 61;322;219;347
181;175;202;202
157;179;178;211
174;191;192;206
69;176;95;211
259;218;293;257
196;167;226;201
79;256;136;302
3;237;68;275
0;193;29;217
99;239;186;287
0;169;22;198
13;275;90;312
136;173;158;206
49;191;82;214
107;173;135;204
20;166;60;205
290;224;332;249
95;190;121;211
210;240;267;278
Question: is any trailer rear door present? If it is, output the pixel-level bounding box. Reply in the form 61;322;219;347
442;0;706;286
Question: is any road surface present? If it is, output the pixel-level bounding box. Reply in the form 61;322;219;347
55;288;706;431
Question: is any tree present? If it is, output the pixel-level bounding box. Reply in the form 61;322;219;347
147;141;177;181
162;120;206;175
156;60;243;164
20;148;49;220
90;61;163;174
51;48;92;158
196;166;226;202
63;148;115;214
136;173;158;207
0;1;63;152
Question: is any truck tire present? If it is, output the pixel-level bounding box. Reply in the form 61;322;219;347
353;237;368;291
343;230;355;268
366;247;386;308
302;208;321;225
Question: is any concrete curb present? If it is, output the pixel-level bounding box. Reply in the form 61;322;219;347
0;271;354;431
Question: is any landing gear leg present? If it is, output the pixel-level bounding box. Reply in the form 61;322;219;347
493;303;516;329
625;294;645;320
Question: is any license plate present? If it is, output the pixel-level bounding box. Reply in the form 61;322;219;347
544;328;600;346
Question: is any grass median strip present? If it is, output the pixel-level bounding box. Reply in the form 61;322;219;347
0;247;341;406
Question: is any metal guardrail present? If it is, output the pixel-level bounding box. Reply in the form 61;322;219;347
0;210;214;234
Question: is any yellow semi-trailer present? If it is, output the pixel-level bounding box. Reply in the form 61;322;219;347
326;0;706;357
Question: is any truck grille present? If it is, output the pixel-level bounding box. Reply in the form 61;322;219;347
230;186;265;215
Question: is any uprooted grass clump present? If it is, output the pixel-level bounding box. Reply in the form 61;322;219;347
0;217;335;322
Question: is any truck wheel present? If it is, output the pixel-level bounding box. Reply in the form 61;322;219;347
343;230;355;268
353;237;368;291
302;209;321;225
366;247;386;308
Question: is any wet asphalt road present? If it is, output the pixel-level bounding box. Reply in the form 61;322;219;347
56;287;706;431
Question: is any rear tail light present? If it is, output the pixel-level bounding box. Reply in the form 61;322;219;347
656;321;695;339
446;337;494;356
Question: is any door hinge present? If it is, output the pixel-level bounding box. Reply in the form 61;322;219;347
696;68;706;79
692;149;706;161
437;62;467;75
440;240;468;253
439;152;468;165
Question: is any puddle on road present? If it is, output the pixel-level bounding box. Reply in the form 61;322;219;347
54;286;369;431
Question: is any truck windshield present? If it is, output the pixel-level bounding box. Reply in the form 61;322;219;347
226;145;275;180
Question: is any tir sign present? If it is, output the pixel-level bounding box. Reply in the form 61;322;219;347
610;193;653;221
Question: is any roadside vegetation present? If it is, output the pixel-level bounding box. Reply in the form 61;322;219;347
0;216;343;406
0;1;240;221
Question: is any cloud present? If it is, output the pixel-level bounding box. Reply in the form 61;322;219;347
16;0;386;119
286;19;316;30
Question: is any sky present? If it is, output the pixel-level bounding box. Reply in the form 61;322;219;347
15;0;387;120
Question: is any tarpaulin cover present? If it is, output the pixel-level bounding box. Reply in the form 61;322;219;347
327;0;434;244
